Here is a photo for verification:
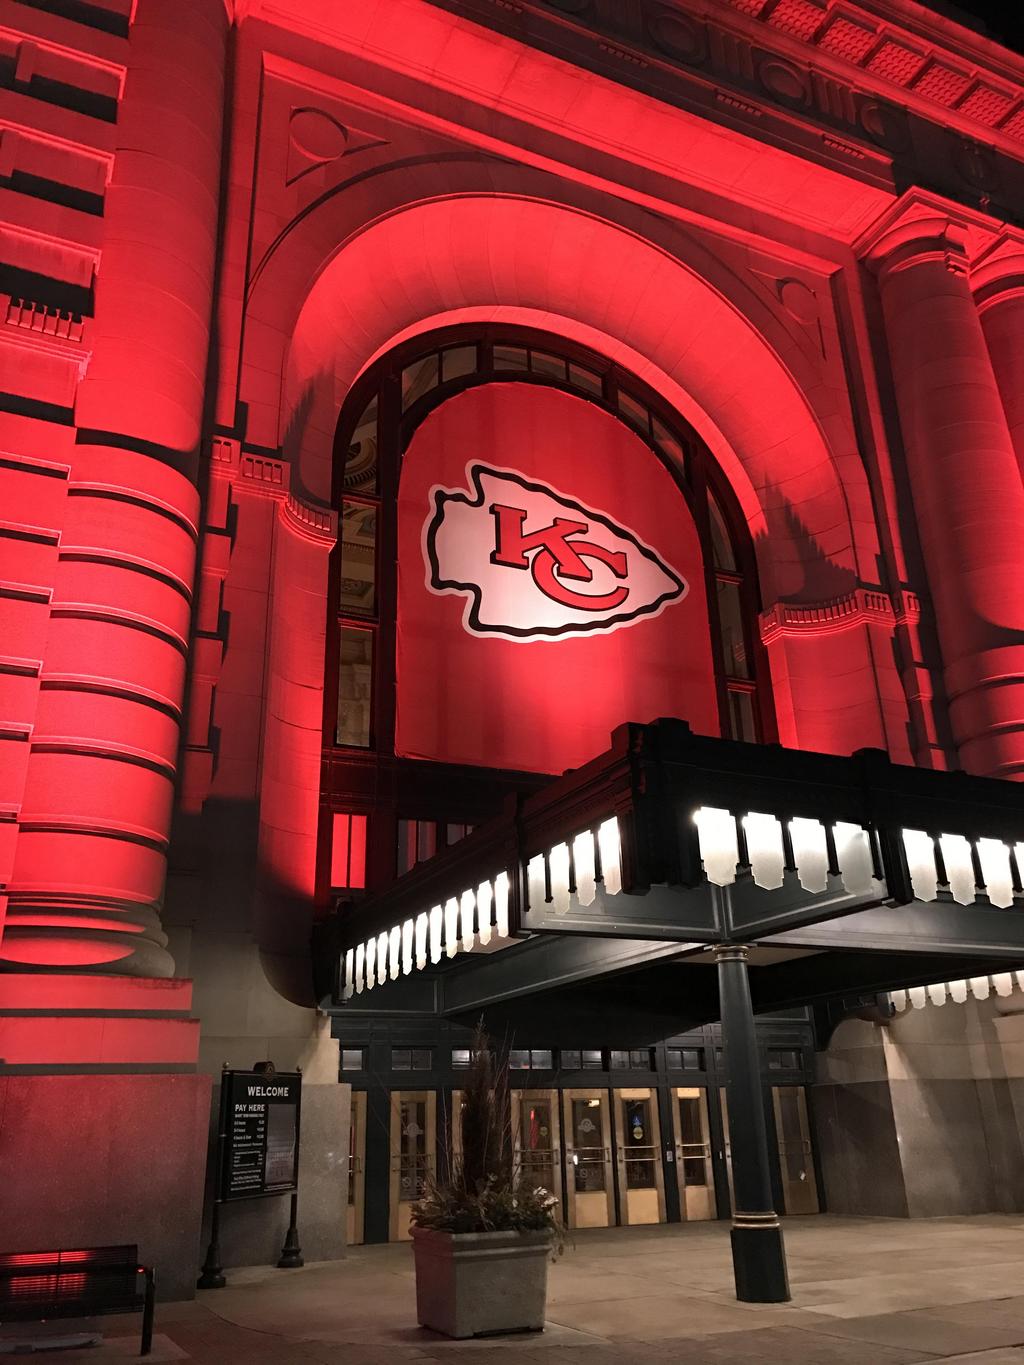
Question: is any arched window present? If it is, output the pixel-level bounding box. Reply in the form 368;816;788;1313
321;326;771;897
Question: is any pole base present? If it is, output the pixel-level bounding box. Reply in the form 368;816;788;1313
277;1226;304;1269
197;1235;226;1290
730;1217;790;1303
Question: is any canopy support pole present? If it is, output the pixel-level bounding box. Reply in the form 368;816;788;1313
715;922;791;1303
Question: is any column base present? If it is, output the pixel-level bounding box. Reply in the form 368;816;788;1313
730;1214;790;1303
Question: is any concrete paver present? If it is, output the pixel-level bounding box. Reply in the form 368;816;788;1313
7;1215;1024;1363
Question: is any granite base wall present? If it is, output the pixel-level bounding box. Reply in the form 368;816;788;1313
0;1073;210;1301
814;1009;1024;1218
199;1080;349;1273
813;1079;909;1216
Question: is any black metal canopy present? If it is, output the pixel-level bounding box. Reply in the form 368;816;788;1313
325;720;1024;1041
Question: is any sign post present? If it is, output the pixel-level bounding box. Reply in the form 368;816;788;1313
197;1063;303;1289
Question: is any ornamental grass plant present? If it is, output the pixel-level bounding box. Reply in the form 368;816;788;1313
410;1025;563;1247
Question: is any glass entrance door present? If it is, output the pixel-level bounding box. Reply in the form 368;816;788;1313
772;1086;819;1215
612;1088;666;1225
719;1085;820;1217
445;1089;464;1178
562;1089;614;1228
513;1091;562;1209
718;1085;736;1213
670;1087;715;1221
389;1090;436;1240
347;1090;367;1245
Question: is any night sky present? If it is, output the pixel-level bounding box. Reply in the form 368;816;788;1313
920;0;1024;56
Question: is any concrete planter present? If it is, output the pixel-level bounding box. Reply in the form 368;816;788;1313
411;1226;552;1338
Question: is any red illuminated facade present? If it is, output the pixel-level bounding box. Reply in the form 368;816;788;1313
4;0;1024;1289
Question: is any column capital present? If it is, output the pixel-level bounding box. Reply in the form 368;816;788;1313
971;233;1024;312
713;944;751;964
858;207;971;282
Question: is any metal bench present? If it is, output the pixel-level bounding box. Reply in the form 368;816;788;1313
0;1246;155;1356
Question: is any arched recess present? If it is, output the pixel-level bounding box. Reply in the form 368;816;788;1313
278;195;867;606
254;194;898;1004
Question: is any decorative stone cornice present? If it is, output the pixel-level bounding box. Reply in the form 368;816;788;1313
718;0;1024;149
282;491;337;544
759;586;918;643
205;434;337;542
413;0;1024;174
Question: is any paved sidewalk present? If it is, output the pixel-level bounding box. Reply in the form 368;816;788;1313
8;1216;1024;1363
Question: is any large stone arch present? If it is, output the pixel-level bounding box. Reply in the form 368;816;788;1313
247;191;902;1002
270;192;869;607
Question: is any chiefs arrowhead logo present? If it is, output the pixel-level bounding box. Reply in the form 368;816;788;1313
424;463;687;641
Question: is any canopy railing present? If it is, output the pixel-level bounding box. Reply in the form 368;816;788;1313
333;720;1024;1002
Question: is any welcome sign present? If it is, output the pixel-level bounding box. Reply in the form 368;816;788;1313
396;383;718;775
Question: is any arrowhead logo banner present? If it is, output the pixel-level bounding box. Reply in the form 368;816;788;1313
396;381;718;774
425;464;687;641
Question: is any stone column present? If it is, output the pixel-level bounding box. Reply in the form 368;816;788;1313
974;240;1024;487
3;0;227;972
864;212;1024;779
0;0;227;1299
715;940;790;1303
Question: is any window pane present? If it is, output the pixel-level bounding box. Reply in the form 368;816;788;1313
398;818;441;873
331;812;367;889
398;1099;428;1199
616;389;649;432
337;628;373;747
530;351;567;381
392;1049;411;1070
768;1047;801;1070
346;396;378;494
728;689;757;743
562;1050;581;1070
518;1099;557;1191
452;1048;471;1068
341;1048;364;1071
708;495;737;571
609;1050;628;1070
397;819;416;876
630;1049;652;1070
651;415;685;473
416;822;437;863
568;362;602;397
494;344;529;371
622;1098;657;1189
412;1049;432;1071
668;1047;704;1070
677;1098;703;1147
531;1049;553;1069
446;822;470;846
509;1049;531;1070
340;501;377;615
402;354;440;410
571;1099;606;1191
716;579;750;677
678;1097;709;1185
582;1049;604;1070
441;345;477;382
